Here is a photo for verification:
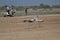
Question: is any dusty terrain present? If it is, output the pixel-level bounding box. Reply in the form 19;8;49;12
0;14;60;40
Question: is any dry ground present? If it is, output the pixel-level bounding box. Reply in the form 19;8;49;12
0;14;60;40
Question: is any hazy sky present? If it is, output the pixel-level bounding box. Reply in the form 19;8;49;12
0;0;60;6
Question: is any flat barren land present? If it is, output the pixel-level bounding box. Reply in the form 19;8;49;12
0;14;60;40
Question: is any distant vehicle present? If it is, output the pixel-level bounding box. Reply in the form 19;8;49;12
4;8;16;17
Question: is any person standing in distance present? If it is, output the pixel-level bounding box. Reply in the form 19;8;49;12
5;6;10;14
25;8;28;15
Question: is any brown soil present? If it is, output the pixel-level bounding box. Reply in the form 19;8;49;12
0;14;60;40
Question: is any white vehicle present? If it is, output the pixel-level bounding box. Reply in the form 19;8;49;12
24;16;44;22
